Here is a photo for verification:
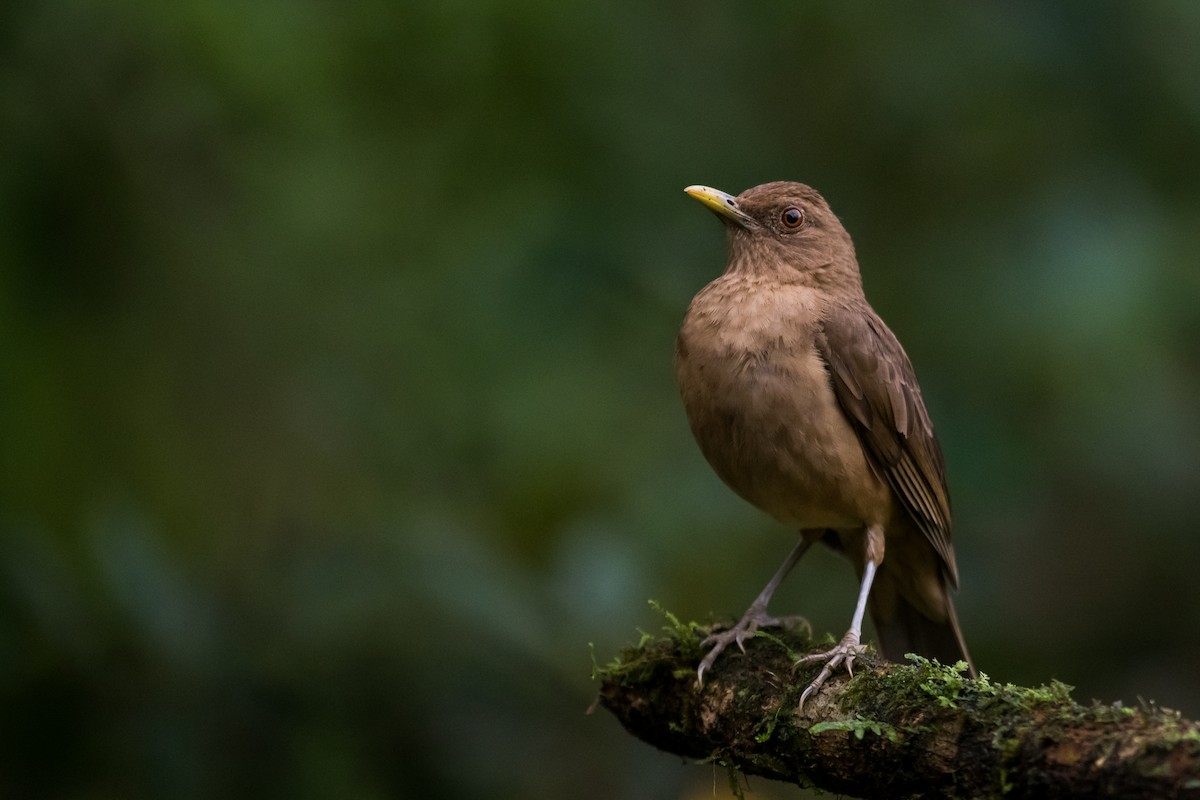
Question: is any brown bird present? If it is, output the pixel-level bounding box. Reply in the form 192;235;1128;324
676;181;975;704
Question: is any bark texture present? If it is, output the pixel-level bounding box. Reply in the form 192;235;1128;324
596;619;1200;799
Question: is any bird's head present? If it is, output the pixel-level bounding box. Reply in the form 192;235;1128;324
685;181;861;291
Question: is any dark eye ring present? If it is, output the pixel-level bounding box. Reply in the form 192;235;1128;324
781;207;804;229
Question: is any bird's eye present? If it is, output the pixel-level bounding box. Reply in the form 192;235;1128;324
781;207;805;229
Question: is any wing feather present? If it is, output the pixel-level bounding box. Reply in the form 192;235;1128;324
817;302;957;586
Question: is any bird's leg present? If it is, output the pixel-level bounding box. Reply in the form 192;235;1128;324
795;525;883;709
696;538;813;687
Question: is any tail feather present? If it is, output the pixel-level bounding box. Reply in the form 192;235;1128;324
873;592;976;677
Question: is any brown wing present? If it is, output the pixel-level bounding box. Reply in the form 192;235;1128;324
816;301;958;587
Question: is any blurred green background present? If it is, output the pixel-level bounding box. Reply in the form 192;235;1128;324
3;1;1199;797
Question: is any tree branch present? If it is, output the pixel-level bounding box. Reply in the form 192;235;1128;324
596;615;1200;799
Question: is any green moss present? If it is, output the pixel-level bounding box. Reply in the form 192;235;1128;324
753;697;791;744
998;767;1014;794
840;654;1076;722
724;762;748;799
809;715;899;743
1151;710;1200;748
833;652;1091;796
593;601;707;684
647;599;705;660
753;629;804;660
595;601;823;689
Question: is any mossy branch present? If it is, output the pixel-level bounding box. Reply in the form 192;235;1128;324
595;611;1200;799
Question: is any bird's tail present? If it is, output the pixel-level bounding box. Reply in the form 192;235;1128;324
872;589;976;678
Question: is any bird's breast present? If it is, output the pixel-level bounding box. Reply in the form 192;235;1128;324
675;278;891;529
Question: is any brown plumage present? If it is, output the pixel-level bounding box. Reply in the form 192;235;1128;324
676;181;974;703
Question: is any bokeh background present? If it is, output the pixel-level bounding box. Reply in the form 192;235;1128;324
3;2;1199;797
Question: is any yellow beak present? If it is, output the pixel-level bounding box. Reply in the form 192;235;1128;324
684;185;754;227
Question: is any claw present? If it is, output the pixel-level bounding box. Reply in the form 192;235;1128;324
696;610;810;687
794;629;867;710
694;539;816;688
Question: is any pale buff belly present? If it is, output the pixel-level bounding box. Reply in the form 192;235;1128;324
676;333;893;532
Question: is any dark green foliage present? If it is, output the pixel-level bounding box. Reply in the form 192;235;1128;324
1;2;1199;798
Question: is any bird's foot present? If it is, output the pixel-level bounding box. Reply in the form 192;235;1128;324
696;607;810;687
793;629;867;710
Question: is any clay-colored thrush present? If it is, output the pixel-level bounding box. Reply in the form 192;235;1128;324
677;181;975;704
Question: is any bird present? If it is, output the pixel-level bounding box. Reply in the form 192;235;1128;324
675;181;975;705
